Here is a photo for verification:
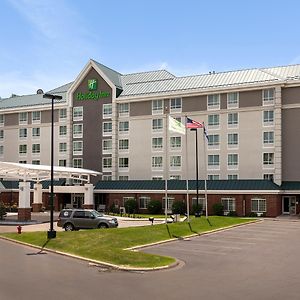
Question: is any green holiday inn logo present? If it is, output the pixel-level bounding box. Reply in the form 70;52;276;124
88;79;98;90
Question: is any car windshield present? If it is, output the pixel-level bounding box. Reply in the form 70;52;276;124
91;210;104;217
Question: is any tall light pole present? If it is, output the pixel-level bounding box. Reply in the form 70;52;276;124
43;93;62;239
190;128;199;209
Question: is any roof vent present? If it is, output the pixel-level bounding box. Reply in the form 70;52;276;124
37;89;44;94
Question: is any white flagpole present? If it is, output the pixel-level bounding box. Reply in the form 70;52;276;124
164;112;169;224
185;116;190;222
203;124;208;219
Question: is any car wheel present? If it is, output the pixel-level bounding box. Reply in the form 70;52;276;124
64;223;74;231
98;223;108;229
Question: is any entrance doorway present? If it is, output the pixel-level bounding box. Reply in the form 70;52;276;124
282;196;296;215
71;194;84;209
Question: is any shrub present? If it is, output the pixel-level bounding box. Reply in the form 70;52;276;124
124;198;138;214
248;212;258;217
0;202;6;220
147;200;162;214
212;203;224;216
227;210;238;217
109;203;119;214
191;203;203;215
172;201;186;215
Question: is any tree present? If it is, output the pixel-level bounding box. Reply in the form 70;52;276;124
0;202;7;220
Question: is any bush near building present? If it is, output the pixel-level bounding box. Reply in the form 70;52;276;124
172;201;186;215
0;202;7;220
124;198;138;214
212;203;224;216
147;200;162;214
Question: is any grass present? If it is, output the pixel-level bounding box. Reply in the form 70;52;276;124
1;216;254;268
108;213;168;219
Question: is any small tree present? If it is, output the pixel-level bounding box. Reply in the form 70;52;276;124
172;201;186;215
147;200;162;214
192;203;203;215
124;198;138;214
0;202;6;220
212;203;224;216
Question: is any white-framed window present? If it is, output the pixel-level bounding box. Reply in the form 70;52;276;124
119;139;129;151
139;196;151;209
59;108;67;120
19;128;27;139
228;154;238;169
162;197;175;210
32;111;41;123
32;160;40;165
59;159;67;167
263;88;274;105
263;110;274;126
119;157;129;168
103;139;112;152
103;104;112;119
170;155;181;168
59;125;67;137
207;94;220;110
228;174;238;180
208;155;220;168
73;158;82;168
119;103;129;117
170;175;181;180
152;137;163;150
32;127;40;138
152;118;163;131
192;197;206;210
0;145;3;156
73;107;83;121
59;142;67;153
0;114;4;126
119;121;129;133
251;198;266;213
103;157;112;169
263;153;274;166
228;112;238;128
208;114;219;128
119;175;129;181
170;136;181;149
227;92;239;109
170;98;182;113
32;143;40;154
208;134;219;149
102;175;112;181
208;174;220;180
228;133;238;148
263;131;274;145
19;112;28;125
152;156;163;168
152;99;163;115
263;174;274;181
152;176;163;180
19;160;27;164
103;122;112;136
73;141;83;155
221;197;236;212
19;144;27;155
0;130;4;140
73;124;83;138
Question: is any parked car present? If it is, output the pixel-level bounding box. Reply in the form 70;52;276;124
57;209;118;231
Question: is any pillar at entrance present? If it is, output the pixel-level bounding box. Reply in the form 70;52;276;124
83;183;94;209
18;181;31;221
32;183;43;212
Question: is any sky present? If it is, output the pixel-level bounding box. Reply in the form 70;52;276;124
0;0;300;98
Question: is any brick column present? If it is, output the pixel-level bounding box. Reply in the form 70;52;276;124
18;181;31;221
32;183;43;212
83;183;94;209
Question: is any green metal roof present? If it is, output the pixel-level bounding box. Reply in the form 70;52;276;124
0;179;65;190
280;181;300;190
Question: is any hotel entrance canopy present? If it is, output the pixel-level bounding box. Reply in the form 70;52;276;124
0;162;101;182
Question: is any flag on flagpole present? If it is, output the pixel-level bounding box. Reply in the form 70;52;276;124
168;116;186;135
186;117;203;129
203;123;209;141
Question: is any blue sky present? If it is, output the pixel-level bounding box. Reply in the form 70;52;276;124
0;0;300;98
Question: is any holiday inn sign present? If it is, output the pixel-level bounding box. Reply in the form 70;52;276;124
76;78;111;100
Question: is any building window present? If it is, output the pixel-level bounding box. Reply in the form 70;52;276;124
208;114;219;128
192;197;206;210
152;118;163;131
263;110;274;126
103;104;112;118
263;131;274;145
0;114;4;126
228;133;238;147
32;160;40;165
152;137;163;150
170;156;181;168
19;112;28;124
103;139;112;152
19;160;27;164
170;175;181;180
228;154;238;168
59;126;67;137
208;155;219;167
139;196;151;209
19;144;27;155
227;92;239;108
251;198;266;213
263;174;274;181
263;153;274;165
102;175;112;181
103;157;112;169
59;142;67;153
73;107;83;121
73;141;83;155
0;145;3;156
170;98;182;113
228;174;238;180
207;94;220;110
119;139;129;151
263;88;274;105
208;134;219;148
103;122;112;135
228;112;238;128
0;130;3;140
119;121;129;133
32;127;40;138
162;197;175;210
32;111;41;123
73;124;83;138
59;159;67;167
73;158;82;168
152;176;163;180
119;175;129;181
170;136;181;149
152;156;163;168
59;108;67;120
208;174;220;180
19;128;27;139
119;103;129;117
152;99;163;115
119;157;129;168
221;197;236;212
32;144;40;154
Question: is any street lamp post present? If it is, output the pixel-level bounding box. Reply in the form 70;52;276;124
43;93;62;239
190;128;199;207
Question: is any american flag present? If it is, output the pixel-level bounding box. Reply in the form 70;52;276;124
186;117;203;129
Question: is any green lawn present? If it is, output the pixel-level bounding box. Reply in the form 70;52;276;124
1;216;254;268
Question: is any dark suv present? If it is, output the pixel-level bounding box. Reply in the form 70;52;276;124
57;209;118;231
